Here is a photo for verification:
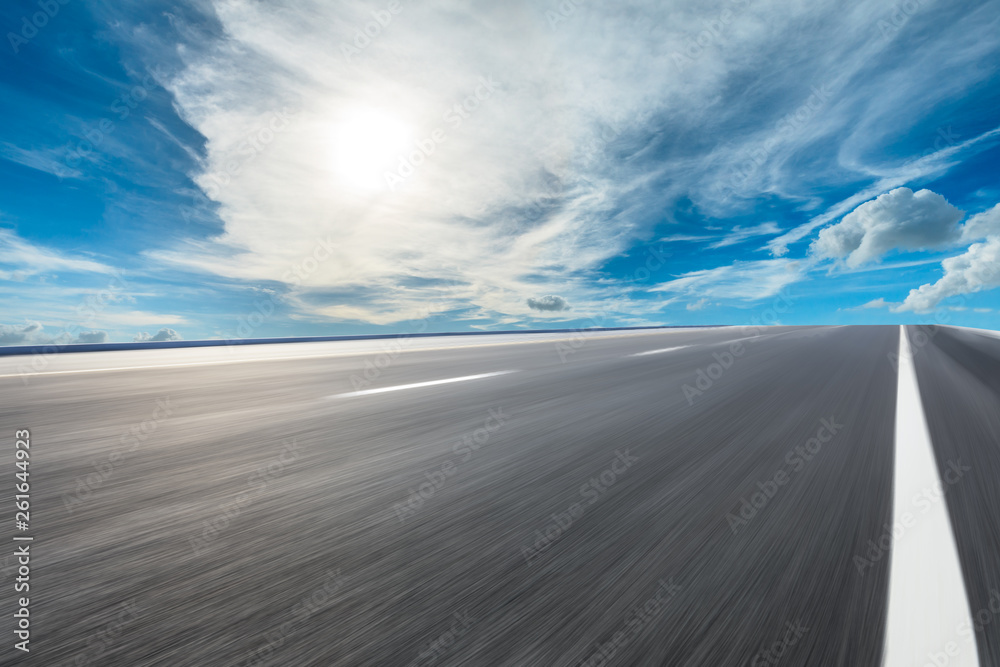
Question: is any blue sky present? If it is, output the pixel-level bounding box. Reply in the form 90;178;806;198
1;0;999;345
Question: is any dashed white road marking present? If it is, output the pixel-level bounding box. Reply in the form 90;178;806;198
630;346;690;357
884;326;978;667
330;371;517;399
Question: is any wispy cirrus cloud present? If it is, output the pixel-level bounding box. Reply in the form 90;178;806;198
662;222;782;249
650;259;805;302
0;143;82;180
3;0;999;337
0;229;114;279
119;0;1000;326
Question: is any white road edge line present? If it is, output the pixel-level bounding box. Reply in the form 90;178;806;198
954;325;1000;341
884;326;978;667
630;346;690;357
330;371;517;399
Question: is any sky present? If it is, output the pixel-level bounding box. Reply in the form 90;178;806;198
1;0;999;345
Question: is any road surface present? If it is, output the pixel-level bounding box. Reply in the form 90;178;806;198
0;325;997;666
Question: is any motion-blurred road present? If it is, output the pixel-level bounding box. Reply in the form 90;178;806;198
1;325;997;666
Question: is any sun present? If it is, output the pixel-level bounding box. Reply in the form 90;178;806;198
333;108;413;192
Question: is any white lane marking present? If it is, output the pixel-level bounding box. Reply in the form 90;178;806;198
330;371;516;398
0;330;705;379
630;346;690;357
628;328;798;358
884;326;978;667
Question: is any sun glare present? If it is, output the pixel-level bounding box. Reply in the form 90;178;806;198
333;108;413;192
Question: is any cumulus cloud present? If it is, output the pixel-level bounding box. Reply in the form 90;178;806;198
527;295;570;312
74;331;110;344
0;322;45;345
134;328;182;342
960;203;1000;242
0;322;110;346
894;237;1000;312
859;298;892;309
811;188;964;267
686;298;709;311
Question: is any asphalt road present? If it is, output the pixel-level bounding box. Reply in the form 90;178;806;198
910;325;1000;667
0;325;993;666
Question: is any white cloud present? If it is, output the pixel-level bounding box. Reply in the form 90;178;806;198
811;188;963;267
686;298;709;311
134;328;183;342
99;311;189;327
859;298;892;309
708;223;782;249
651;259;804;302
0;321;46;346
662;222;781;249
0;230;114;278
0;143;82;180
895;238;1000;312
119;0;1000;324
0;321;109;346
960;203;1000;243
